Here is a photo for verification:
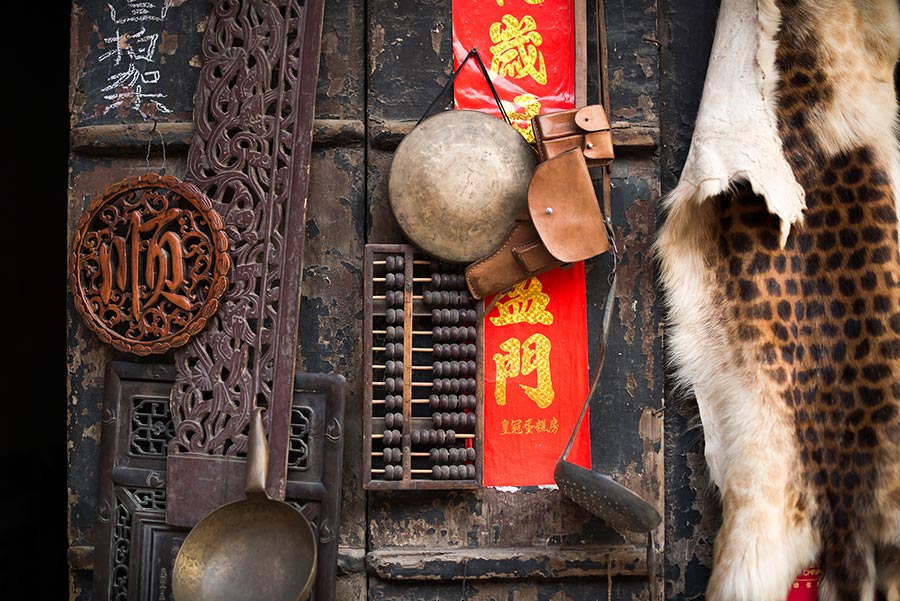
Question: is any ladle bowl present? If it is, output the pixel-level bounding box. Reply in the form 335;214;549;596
173;407;318;601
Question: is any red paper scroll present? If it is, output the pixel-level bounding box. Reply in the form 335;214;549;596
453;0;585;487
451;0;576;142
482;265;592;487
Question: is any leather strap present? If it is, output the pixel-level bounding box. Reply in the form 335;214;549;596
559;216;617;462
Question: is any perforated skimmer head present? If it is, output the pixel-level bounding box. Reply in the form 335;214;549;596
553;265;661;534
554;459;661;533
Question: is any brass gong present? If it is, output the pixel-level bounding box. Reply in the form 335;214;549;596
388;110;538;263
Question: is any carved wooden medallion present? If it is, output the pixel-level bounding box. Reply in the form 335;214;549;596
69;173;230;355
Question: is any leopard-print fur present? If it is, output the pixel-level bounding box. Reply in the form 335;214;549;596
656;1;900;599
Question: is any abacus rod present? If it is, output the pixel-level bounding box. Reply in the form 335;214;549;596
372;260;430;265
371;399;433;404
371;469;434;474
372;277;432;282
372;364;432;370
372;329;432;335
372;346;434;352
408;432;476;439
373;381;442;387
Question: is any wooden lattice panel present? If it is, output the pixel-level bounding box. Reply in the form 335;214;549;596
92;362;346;601
363;244;484;490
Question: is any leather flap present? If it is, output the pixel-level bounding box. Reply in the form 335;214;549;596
574;105;611;132
540;135;588;162
527;149;610;263
582;130;614;163
532;108;580;138
512;239;557;274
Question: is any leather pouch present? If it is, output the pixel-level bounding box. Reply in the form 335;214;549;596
464;148;611;300
532;104;614;167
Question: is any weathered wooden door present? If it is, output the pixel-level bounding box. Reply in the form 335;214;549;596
64;0;723;599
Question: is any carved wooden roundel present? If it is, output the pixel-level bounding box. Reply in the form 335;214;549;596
69;173;230;355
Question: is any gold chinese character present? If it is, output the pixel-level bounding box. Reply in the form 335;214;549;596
519;333;553;408
492;333;554;408
490;277;553;326
493;338;521;406
489;14;547;85
505;93;542;143
495;0;544;6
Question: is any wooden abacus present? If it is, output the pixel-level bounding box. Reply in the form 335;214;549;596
363;244;484;489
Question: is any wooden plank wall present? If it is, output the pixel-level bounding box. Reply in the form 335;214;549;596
62;0;723;599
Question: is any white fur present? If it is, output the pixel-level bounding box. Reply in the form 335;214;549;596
657;0;900;598
657;182;819;601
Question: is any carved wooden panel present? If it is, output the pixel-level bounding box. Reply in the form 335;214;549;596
166;0;327;527
69;173;230;355
93;362;345;601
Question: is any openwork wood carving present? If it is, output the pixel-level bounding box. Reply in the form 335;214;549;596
69;174;230;356
93;363;345;601
166;0;326;527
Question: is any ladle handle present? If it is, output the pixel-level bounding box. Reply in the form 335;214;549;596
560;220;617;462
246;406;269;496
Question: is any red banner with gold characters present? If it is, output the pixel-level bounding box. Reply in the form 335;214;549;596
451;0;576;143
481;265;592;487
452;0;586;487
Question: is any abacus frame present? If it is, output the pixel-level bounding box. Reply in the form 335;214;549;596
362;244;485;490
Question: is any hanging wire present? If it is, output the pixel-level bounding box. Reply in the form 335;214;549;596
145;120;167;174
417;47;511;127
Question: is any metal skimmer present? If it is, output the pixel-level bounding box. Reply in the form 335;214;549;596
554;222;661;533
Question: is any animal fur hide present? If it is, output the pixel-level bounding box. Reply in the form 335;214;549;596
655;1;900;599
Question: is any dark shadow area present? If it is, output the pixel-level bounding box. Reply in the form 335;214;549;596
2;3;72;597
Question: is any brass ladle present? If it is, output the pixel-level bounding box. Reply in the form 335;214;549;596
172;407;318;601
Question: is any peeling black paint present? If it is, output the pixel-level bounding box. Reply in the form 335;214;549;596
64;0;731;597
658;0;722;599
